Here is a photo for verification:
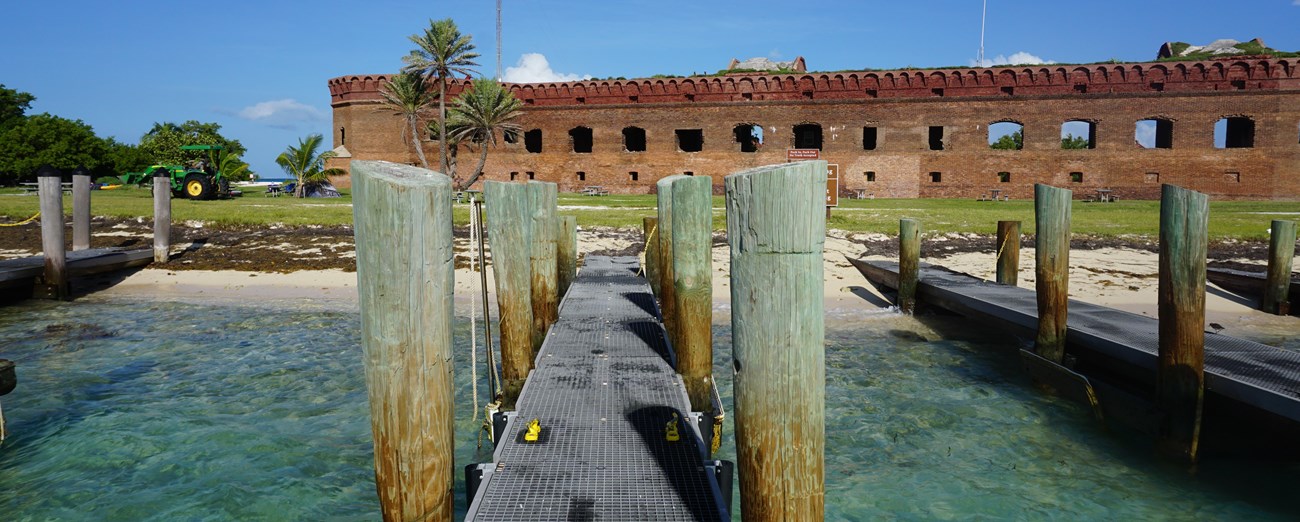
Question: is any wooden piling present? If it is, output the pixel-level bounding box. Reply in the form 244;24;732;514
72;167;91;251
351;161;456;521
726;161;826;520
1034;184;1072;364
527;181;559;353
152;169;171;263
643;216;661;297
656;175;688;345
558;215;577;299
1263;220;1296;315
1157;184;1208;463
996;220;1021;285
670;175;713;411
898;218;920;314
37;166;67;300
485;181;535;406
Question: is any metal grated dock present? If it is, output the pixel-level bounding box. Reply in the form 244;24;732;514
466;256;727;521
854;259;1300;422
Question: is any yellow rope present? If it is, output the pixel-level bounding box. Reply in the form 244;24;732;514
638;223;658;277
995;230;1013;261
0;212;39;227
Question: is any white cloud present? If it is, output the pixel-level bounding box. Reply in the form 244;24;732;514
236;99;323;129
971;52;1056;67
502;53;591;83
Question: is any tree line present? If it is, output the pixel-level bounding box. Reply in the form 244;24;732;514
0;84;253;184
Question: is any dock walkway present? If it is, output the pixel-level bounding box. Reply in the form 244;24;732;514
851;259;1300;423
0;248;152;290
466;256;728;521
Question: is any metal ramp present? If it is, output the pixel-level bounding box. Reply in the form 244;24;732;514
466;256;729;521
852;259;1300;423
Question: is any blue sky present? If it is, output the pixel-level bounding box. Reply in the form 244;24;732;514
2;0;1297;178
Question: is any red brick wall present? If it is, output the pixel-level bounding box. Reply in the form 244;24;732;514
329;58;1300;200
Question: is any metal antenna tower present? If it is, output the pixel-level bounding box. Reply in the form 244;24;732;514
496;0;503;80
978;0;987;66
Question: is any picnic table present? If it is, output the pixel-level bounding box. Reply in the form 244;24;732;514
1095;189;1116;202
581;185;609;196
20;182;72;195
264;185;284;197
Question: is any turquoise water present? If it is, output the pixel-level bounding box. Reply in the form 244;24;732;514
1;296;1298;520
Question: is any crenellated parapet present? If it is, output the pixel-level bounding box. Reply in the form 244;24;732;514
329;58;1297;107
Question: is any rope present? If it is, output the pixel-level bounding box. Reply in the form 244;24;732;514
0;212;39;227
0;400;6;444
638;223;657;277
469;194;480;424
995;230;1014;261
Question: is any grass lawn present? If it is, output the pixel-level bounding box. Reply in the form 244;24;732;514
2;186;1297;240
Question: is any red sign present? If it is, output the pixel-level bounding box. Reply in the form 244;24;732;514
826;164;839;207
787;148;820;160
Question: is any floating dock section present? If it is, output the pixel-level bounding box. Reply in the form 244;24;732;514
466;256;729;520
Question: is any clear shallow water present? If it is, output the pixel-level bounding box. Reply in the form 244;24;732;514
1;297;1297;520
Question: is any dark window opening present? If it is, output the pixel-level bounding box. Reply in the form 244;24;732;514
575;97;586;104
629;95;638;102
929;172;942;183
1061;121;1096;149
742;92;753;101
865;89;878;98
1074;84;1088;94
1151;82;1165;92
577;171;586;181
503;129;518;144
525;129;543;153
1070;172;1083;183
928;126;945;151
676;129;704;152
1231;80;1246;90
340;127;346;145
865;171;876;182
1001;86;1015;96
801;91;813;99
510;172;518;181
527;171;535;180
684;171;694;177
524;98;535;105
989;122;1024;150
931;88;945;97
862;127;878;150
1136;119;1173;149
629;171;639;181
734;124;763;153
1216;117;1255;148
794;123;823;150
623;127;647;152
569;126;593;153
998;172;1011;183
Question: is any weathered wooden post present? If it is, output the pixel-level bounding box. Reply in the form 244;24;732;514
71;166;91;251
557;215;577;299
152;168;172;263
996;220;1021;285
1263;220;1296;315
643;216;661;297
898;218;920;314
1157;184;1209;463
352;161;456;521
726;161;826;520
485;181;534;406
656;174;688;341
527;181;559;353
37;166;68;300
671;175;713;411
1034;184;1072;364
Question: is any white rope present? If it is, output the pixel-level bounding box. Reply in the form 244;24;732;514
469;194;480;423
0;400;6;444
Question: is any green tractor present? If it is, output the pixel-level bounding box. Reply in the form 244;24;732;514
121;145;238;199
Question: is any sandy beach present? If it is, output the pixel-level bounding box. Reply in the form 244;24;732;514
44;224;1290;344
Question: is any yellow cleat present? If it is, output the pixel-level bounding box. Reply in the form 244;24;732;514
524;418;542;442
665;412;680;442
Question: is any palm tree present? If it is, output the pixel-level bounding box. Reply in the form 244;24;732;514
446;79;523;190
377;72;437;169
401;18;480;175
276;134;341;198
